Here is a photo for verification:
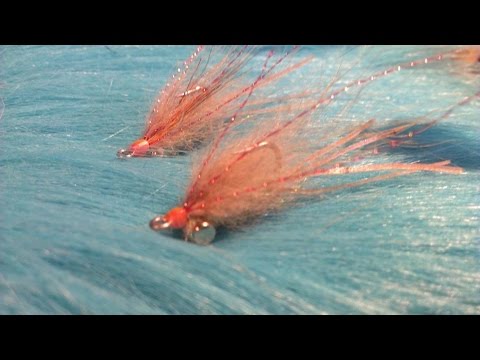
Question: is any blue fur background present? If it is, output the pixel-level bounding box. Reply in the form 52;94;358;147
0;45;478;314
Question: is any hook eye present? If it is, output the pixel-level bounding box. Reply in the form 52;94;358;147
149;216;171;231
117;148;133;158
187;221;216;245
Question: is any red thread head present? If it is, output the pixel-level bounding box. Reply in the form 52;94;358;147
117;139;150;158
129;138;150;156
164;207;188;229
150;207;188;231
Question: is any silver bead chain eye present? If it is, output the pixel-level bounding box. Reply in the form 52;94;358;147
188;221;216;245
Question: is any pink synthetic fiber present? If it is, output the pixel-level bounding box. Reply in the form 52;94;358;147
150;47;477;244
117;46;312;157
